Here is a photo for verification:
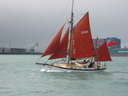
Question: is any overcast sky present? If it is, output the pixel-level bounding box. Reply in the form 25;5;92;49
0;0;128;52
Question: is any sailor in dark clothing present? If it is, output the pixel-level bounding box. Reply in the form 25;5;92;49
88;59;94;68
88;62;94;68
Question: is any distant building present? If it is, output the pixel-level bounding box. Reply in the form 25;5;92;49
93;38;105;48
10;48;26;53
93;37;121;49
0;47;11;53
0;47;26;54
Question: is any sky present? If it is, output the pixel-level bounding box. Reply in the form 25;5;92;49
0;0;128;52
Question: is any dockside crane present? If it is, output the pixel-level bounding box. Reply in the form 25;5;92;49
29;42;38;53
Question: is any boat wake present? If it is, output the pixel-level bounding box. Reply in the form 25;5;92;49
40;68;72;73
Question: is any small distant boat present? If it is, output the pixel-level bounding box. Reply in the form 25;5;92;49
36;0;112;71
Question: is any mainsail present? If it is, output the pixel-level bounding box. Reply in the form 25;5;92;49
41;23;65;57
70;12;95;60
96;42;112;61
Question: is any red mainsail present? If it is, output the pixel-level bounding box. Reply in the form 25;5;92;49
49;27;69;59
96;42;112;61
41;24;65;57
70;12;95;60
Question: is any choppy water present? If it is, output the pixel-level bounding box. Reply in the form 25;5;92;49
0;55;128;96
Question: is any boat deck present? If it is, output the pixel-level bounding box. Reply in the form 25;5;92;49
48;62;106;71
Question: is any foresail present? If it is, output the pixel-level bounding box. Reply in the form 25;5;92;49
96;42;112;61
70;12;95;60
49;27;69;59
41;24;65;57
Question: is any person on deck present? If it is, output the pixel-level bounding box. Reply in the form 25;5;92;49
88;59;94;68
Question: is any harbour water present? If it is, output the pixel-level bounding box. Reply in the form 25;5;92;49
0;55;128;96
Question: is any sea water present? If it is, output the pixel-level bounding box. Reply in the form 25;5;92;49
0;55;128;96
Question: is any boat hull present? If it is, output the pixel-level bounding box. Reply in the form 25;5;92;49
40;64;106;72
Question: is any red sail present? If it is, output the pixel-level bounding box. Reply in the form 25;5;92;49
96;42;112;61
70;12;95;60
41;24;65;57
49;27;69;59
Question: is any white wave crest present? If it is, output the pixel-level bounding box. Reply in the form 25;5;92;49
40;68;72;72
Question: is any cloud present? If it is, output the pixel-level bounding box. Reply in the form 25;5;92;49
0;0;128;51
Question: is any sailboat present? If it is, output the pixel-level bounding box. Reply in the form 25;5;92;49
36;0;112;71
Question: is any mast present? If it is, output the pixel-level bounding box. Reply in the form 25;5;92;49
94;37;98;68
67;0;74;63
94;37;98;61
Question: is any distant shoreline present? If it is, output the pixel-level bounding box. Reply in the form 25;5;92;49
0;53;128;57
0;53;42;55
